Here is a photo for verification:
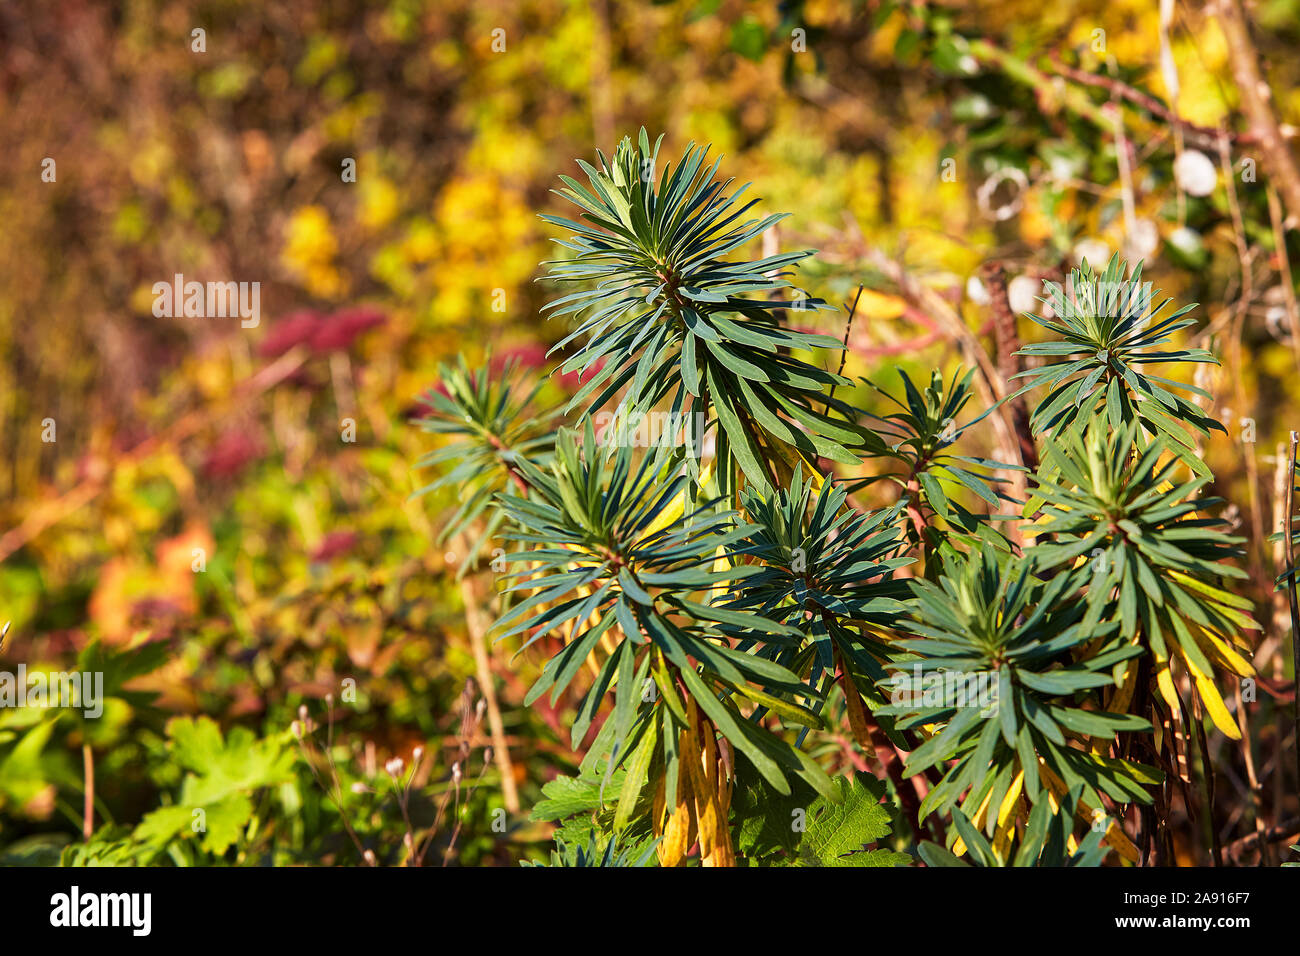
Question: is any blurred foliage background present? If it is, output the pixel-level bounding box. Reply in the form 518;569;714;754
1;0;1299;865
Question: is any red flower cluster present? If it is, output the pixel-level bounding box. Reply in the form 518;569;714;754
202;428;264;480
258;307;386;358
310;530;359;562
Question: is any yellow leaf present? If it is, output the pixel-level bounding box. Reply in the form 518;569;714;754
1191;672;1242;740
635;460;713;544
1154;655;1182;712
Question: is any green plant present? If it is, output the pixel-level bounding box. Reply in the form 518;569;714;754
417;133;1254;867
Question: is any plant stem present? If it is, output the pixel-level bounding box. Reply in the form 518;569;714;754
1265;184;1300;378
82;743;94;841
1286;431;1300;802
828;285;863;406
459;569;521;814
1190;694;1222;866
1216;0;1300;224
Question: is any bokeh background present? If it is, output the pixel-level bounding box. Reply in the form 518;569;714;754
2;0;1298;864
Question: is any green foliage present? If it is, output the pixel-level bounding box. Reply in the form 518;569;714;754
1014;256;1222;469
422;135;1254;868
917;797;1111;868
878;545;1155;831
733;771;909;866
851;367;1013;537
68;718;295;865
7;0;1299;873
1031;422;1253;655
133;717;296;856
413;355;558;573
542;131;860;497
725;469;911;693
494;424;830;799
787;775;910;867
528;769;660;865
521;830;660;867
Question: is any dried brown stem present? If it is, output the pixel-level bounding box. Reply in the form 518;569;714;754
1046;54;1252;155
458;568;521;814
1224;815;1300;864
82;743;94;841
978;262;1039;475
1288;431;1300;801
1215;0;1300;224
1266;184;1300;377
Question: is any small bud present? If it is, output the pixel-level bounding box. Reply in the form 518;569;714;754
291;721;302;739
363;849;377;866
350;782;368;794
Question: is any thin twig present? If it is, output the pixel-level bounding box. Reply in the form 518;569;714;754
293;707;372;865
82;743;94;841
1190;693;1223;866
1045;54;1251;156
1216;0;1300;223
1266;184;1300;377
1286;431;1300;800
1224;815;1300;863
828;285;864;405
458;562;521;813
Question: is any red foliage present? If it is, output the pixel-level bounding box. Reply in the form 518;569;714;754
310;530;359;562
258;306;386;359
258;310;326;358
202;428;264;480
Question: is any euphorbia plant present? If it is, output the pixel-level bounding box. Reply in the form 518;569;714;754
416;132;1254;867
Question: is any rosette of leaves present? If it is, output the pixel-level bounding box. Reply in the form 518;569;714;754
918;798;1112;868
540;128;864;497
520;831;660;868
1013;255;1222;471
491;424;836;868
847;366;1013;548
1027;419;1257;741
876;545;1156;865
412;355;557;574
721;469;912;737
